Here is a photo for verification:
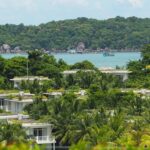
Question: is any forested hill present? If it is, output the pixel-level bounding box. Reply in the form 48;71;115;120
0;16;150;51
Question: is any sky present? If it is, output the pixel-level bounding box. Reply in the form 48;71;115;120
0;0;149;25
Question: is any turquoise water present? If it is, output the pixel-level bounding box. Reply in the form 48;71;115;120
54;52;141;67
1;52;141;68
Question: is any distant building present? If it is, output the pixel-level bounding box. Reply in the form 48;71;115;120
99;67;132;81
44;92;63;99
0;92;34;113
0;114;56;150
10;76;49;88
62;70;95;77
21;120;55;148
0;91;56;149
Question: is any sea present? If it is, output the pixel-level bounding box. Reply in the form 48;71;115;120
0;52;141;68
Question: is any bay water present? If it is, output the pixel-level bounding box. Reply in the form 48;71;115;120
1;52;141;68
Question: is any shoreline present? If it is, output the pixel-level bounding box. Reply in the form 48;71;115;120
0;51;141;55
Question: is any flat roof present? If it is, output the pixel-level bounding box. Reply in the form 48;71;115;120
10;76;49;81
134;89;150;95
0;114;29;120
0;93;18;97
44;92;63;96
121;88;150;95
99;68;132;74
22;121;52;127
0;92;34;102
4;98;33;103
63;70;95;74
8;119;52;127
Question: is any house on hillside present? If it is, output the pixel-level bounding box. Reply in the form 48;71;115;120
44;92;63;99
99;67;132;81
0;114;56;150
62;70;95;77
0;92;34;113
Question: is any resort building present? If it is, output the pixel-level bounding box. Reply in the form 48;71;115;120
0;114;56;150
10;76;49;88
0;113;29;120
99;67;132;81
62;70;95;77
21;120;55;149
44;92;63;99
63;70;79;75
0;92;34;113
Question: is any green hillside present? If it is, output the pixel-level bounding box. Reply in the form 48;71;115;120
0;16;150;51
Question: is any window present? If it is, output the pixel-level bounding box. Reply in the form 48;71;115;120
34;128;46;137
0;99;4;106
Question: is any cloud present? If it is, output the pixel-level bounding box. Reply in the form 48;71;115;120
116;0;144;7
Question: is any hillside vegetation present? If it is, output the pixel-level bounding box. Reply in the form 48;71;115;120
0;16;150;51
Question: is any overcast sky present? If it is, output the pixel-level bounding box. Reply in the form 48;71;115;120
0;0;149;25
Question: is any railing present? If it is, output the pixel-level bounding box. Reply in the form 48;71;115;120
35;136;55;143
36;136;48;141
27;135;55;144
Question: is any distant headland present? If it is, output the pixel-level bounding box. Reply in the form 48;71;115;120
0;17;149;53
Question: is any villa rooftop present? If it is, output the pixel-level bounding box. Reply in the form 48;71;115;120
99;67;132;74
63;69;95;75
0;92;35;102
121;88;150;96
10;76;49;81
0;114;29;120
8;118;52;127
44;92;63;96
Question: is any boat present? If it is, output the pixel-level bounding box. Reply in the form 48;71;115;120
103;51;115;56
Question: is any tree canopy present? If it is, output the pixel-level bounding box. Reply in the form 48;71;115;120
0;17;150;51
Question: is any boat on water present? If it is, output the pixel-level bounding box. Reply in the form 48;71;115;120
103;51;115;56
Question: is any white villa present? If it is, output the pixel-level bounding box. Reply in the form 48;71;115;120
0;92;34;113
62;68;131;81
22;120;55;149
0;114;56;150
99;67;132;81
10;76;49;88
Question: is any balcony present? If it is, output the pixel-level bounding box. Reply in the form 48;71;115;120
35;136;55;144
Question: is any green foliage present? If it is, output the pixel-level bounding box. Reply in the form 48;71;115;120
0;121;26;144
0;46;150;149
0;17;150;50
24;95;48;119
71;60;95;70
126;44;150;88
0;142;42;150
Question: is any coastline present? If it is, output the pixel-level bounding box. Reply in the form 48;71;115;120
0;49;141;55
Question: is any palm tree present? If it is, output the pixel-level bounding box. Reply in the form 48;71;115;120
0;121;26;145
70;113;97;144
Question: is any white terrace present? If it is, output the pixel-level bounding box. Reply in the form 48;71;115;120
99;67;132;81
0;92;34;113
